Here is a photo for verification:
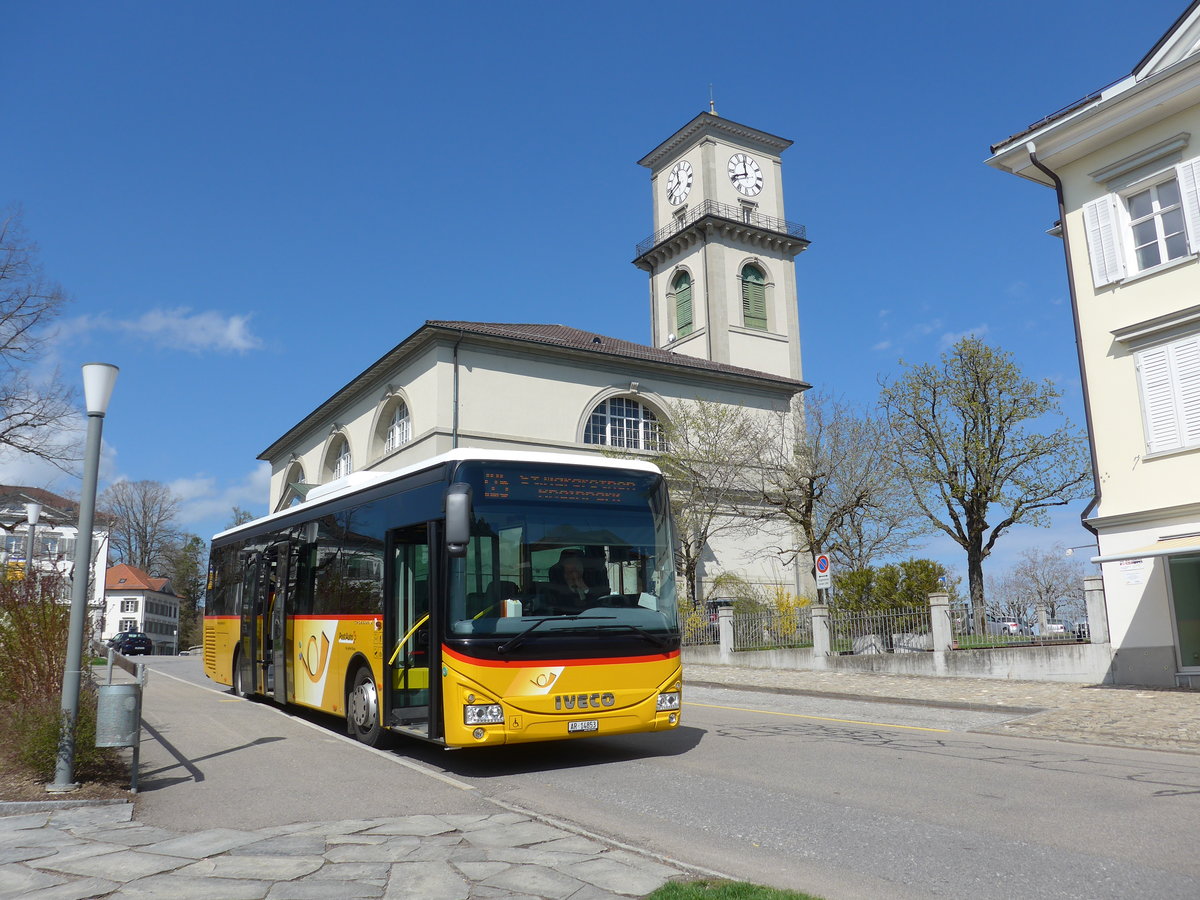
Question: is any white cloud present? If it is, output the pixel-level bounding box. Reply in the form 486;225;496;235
170;462;271;536
53;307;263;354
872;340;892;351
937;324;989;350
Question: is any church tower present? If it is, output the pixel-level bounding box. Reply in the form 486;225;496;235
633;112;809;381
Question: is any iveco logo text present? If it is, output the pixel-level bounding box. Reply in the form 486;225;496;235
555;693;615;710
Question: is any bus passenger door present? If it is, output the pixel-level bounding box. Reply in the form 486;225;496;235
236;552;260;696
386;524;432;738
265;541;290;705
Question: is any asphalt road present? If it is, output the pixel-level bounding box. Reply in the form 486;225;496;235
140;657;1200;899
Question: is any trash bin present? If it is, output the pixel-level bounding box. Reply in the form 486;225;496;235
95;682;141;748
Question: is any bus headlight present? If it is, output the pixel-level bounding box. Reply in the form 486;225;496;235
464;703;504;726
656;691;680;712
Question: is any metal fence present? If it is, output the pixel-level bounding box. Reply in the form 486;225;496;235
732;608;813;651
681;615;719;647
829;606;932;654
949;602;1089;649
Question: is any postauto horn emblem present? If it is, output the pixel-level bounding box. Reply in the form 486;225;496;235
554;692;615;710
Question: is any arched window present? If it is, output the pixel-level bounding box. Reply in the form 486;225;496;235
383;401;411;454
330;436;352;480
584;398;665;451
672;271;693;337
741;263;767;331
278;461;307;510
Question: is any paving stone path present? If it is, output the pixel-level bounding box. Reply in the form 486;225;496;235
0;804;685;899
687;663;1200;754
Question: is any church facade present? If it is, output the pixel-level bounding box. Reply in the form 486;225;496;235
258;113;812;601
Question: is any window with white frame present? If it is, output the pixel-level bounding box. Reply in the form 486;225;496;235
331;437;352;480
1082;155;1200;287
383;401;411;453
1127;177;1188;271
584;397;665;451
1136;332;1200;454
119;618;137;632
121;599;138;613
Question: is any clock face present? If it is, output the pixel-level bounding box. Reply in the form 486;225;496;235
728;153;763;196
667;160;693;205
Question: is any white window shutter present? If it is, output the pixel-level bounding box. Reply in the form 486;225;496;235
1138;346;1180;453
1173;336;1200;447
1177;157;1200;254
1082;195;1126;288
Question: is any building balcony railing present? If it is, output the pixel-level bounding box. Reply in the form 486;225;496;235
635;199;807;258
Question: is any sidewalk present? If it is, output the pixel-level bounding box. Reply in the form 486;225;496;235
687;663;1200;754
2;662;1197;899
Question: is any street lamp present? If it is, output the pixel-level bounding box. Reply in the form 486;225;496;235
49;362;118;793
24;502;41;582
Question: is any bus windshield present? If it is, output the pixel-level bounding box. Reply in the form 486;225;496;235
447;463;678;642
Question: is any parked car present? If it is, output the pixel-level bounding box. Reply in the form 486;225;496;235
985;616;1020;635
115;632;153;656
105;631;133;649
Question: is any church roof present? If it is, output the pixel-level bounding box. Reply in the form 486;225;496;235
426;321;807;386
258;319;807;461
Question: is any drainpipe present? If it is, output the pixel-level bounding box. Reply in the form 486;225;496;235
452;329;464;450
1025;141;1100;539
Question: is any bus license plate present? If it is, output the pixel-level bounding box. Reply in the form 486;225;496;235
568;719;599;733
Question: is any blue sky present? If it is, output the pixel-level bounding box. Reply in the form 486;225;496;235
2;1;1187;580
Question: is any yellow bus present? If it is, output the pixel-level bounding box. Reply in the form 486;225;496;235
203;449;682;747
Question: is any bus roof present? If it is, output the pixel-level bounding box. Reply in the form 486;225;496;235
211;448;663;543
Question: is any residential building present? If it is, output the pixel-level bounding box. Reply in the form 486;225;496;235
257;112;813;600
987;2;1200;686
0;485;111;629
103;563;180;654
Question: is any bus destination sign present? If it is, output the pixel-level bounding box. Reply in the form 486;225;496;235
480;471;640;505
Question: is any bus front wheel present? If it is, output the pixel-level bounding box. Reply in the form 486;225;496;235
347;667;382;746
232;651;248;698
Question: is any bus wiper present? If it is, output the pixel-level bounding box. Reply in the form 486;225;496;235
496;616;605;654
593;623;670;649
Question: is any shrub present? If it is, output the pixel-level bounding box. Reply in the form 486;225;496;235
0;572;82;704
9;688;122;782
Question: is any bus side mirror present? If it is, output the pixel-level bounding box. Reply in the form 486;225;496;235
445;483;472;558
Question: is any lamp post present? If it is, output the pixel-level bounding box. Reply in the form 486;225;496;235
24;502;41;583
49;362;117;793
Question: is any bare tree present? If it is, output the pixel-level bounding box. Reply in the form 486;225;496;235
100;480;181;575
879;337;1092;631
227;506;255;528
748;392;924;576
0;209;76;469
618;399;762;609
990;544;1088;626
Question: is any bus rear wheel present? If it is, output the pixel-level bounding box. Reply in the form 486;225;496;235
347;667;382;746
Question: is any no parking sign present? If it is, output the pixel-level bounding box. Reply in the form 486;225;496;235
815;553;831;589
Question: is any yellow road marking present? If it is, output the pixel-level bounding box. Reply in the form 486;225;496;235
686;701;951;733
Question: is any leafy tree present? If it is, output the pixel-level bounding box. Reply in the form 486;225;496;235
878;337;1090;631
833;558;961;611
163;534;206;647
99;480;181;575
0;209;75;469
748;392;925;578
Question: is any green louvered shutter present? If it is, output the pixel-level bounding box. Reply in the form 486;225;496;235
741;265;767;330
673;272;693;337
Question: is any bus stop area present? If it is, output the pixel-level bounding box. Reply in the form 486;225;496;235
0;661;699;899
